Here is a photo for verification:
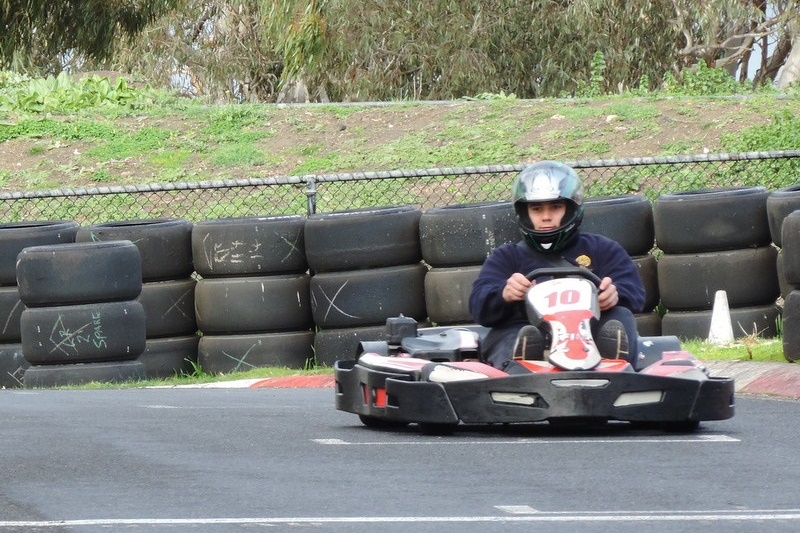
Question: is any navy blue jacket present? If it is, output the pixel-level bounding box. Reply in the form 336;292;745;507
469;233;646;328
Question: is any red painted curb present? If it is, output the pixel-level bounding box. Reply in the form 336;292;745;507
249;375;336;388
741;370;800;399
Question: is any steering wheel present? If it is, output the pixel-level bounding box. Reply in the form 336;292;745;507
525;267;601;286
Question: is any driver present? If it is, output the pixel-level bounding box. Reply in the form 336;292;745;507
469;161;646;369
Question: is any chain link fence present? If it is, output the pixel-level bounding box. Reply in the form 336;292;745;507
1;150;798;224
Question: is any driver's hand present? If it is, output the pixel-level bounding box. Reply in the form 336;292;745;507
502;273;533;302
597;276;619;311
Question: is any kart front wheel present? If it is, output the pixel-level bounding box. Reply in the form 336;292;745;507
358;415;409;431
418;422;458;436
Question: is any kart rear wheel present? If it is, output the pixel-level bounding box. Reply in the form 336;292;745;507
630;420;700;432
358;415;409;431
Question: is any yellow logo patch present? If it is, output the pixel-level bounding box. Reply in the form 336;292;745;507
576;254;592;268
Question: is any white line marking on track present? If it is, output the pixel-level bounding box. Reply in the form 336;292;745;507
313;434;740;445
2;510;800;527
496;505;540;514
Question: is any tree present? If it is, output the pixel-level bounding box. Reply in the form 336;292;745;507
0;0;179;71
87;1;800;101
668;0;800;87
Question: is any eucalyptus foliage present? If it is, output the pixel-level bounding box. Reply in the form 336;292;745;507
3;0;799;102
0;0;179;71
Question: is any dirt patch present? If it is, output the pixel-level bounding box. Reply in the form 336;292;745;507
0;97;790;191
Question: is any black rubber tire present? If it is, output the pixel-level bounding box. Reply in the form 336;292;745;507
22;360;145;388
313;325;387;367
582;195;654;256
76;218;194;281
0;343;29;388
304;206;421;272
780;211;800;287
137;278;197;338
192;215;307;277
310;264;427;328
632;254;659;312
418;422;458;436
424;266;481;325
782;290;800;362
419;201;518;267
20;301;146;364
653;186;771;254
0;221;79;285
359;415;410;430
0;286;24;343
17;241;142;307
634;312;662;337
194;274;312;334
767;185;800;247
657;247;779;311
138;335;199;378
198;330;314;374
661;303;781;341
777;250;794;298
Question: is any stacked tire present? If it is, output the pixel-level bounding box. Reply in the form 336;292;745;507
76;219;198;378
582;195;660;335
192;215;314;374
306;206;427;366
767;185;800;300
0;221;79;387
17;241;146;387
778;211;800;361
419;202;518;325
654;187;780;341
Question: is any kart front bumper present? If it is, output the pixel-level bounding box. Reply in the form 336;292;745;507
334;359;735;426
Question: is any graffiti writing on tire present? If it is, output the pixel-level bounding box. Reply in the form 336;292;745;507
49;312;107;354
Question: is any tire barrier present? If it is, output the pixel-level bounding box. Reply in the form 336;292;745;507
583;195;655;256
423;266;481;325
654;186;778;341
780;213;800;362
632;254;661;336
305;206;421;272
17;241;142;306
780;211;800;289
16;241;147;387
419;202;518;267
653;186;771;254
195;275;312;334
7;182;800;378
77;218;198;378
138;335;200;378
0;343;27;388
193;215;314;374
783;290;800;362
418;202;518;327
579;195;661;336
0;220;79;285
313;325;387;367
767;185;800;247
306;206;426;365
0;221;78;386
662;303;781;341
198;331;314;374
192;215;307;276
76;218;194;281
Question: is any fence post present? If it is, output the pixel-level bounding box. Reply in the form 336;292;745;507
305;177;317;216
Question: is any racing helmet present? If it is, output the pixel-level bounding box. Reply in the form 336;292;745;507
512;161;584;253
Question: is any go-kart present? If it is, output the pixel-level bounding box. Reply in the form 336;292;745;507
334;267;735;434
